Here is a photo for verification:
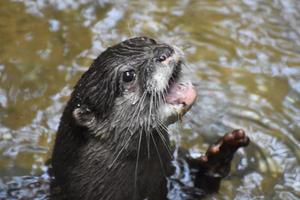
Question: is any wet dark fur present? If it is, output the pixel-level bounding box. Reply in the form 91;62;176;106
51;37;250;200
51;37;177;200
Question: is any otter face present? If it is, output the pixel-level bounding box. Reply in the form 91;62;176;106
71;37;197;138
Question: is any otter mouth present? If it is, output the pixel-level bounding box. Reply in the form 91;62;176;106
164;61;197;112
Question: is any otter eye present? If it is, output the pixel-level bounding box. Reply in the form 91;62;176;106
157;54;167;62
123;70;136;82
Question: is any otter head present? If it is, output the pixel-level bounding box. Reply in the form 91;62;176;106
70;37;197;141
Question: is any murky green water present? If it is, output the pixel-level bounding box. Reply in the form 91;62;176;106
0;0;299;199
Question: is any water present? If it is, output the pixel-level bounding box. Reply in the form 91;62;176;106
0;0;299;199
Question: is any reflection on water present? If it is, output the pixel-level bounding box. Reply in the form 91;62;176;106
0;0;299;199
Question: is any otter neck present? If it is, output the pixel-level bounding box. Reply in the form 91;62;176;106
103;127;171;164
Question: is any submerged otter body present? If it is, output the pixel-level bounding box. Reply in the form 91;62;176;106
51;37;197;200
51;37;249;200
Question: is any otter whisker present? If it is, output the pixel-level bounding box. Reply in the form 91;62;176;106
158;92;164;107
155;119;173;156
154;122;172;155
134;129;143;196
108;133;134;169
155;127;173;159
150;132;166;177
126;21;135;38
134;91;147;122
109;92;147;169
156;118;169;133
154;92;159;110
160;91;167;104
147;89;154;131
126;91;147;134
146;91;154;159
174;113;184;143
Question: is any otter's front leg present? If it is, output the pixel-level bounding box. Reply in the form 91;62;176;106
189;129;250;194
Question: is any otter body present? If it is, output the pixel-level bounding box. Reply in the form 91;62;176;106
51;37;192;200
53;123;170;199
51;37;249;200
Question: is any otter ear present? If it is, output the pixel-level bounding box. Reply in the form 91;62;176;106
72;105;96;128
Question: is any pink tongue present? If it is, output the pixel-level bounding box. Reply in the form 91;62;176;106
165;83;197;106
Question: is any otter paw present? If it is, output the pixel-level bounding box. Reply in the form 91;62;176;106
198;129;250;177
222;129;250;148
206;129;249;160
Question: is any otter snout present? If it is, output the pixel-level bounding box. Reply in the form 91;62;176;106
151;45;197;125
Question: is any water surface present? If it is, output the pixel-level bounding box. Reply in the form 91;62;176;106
0;0;299;199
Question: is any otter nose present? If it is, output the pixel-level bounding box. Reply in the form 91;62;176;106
155;46;174;57
154;46;175;63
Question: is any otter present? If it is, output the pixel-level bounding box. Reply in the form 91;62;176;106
51;37;249;200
